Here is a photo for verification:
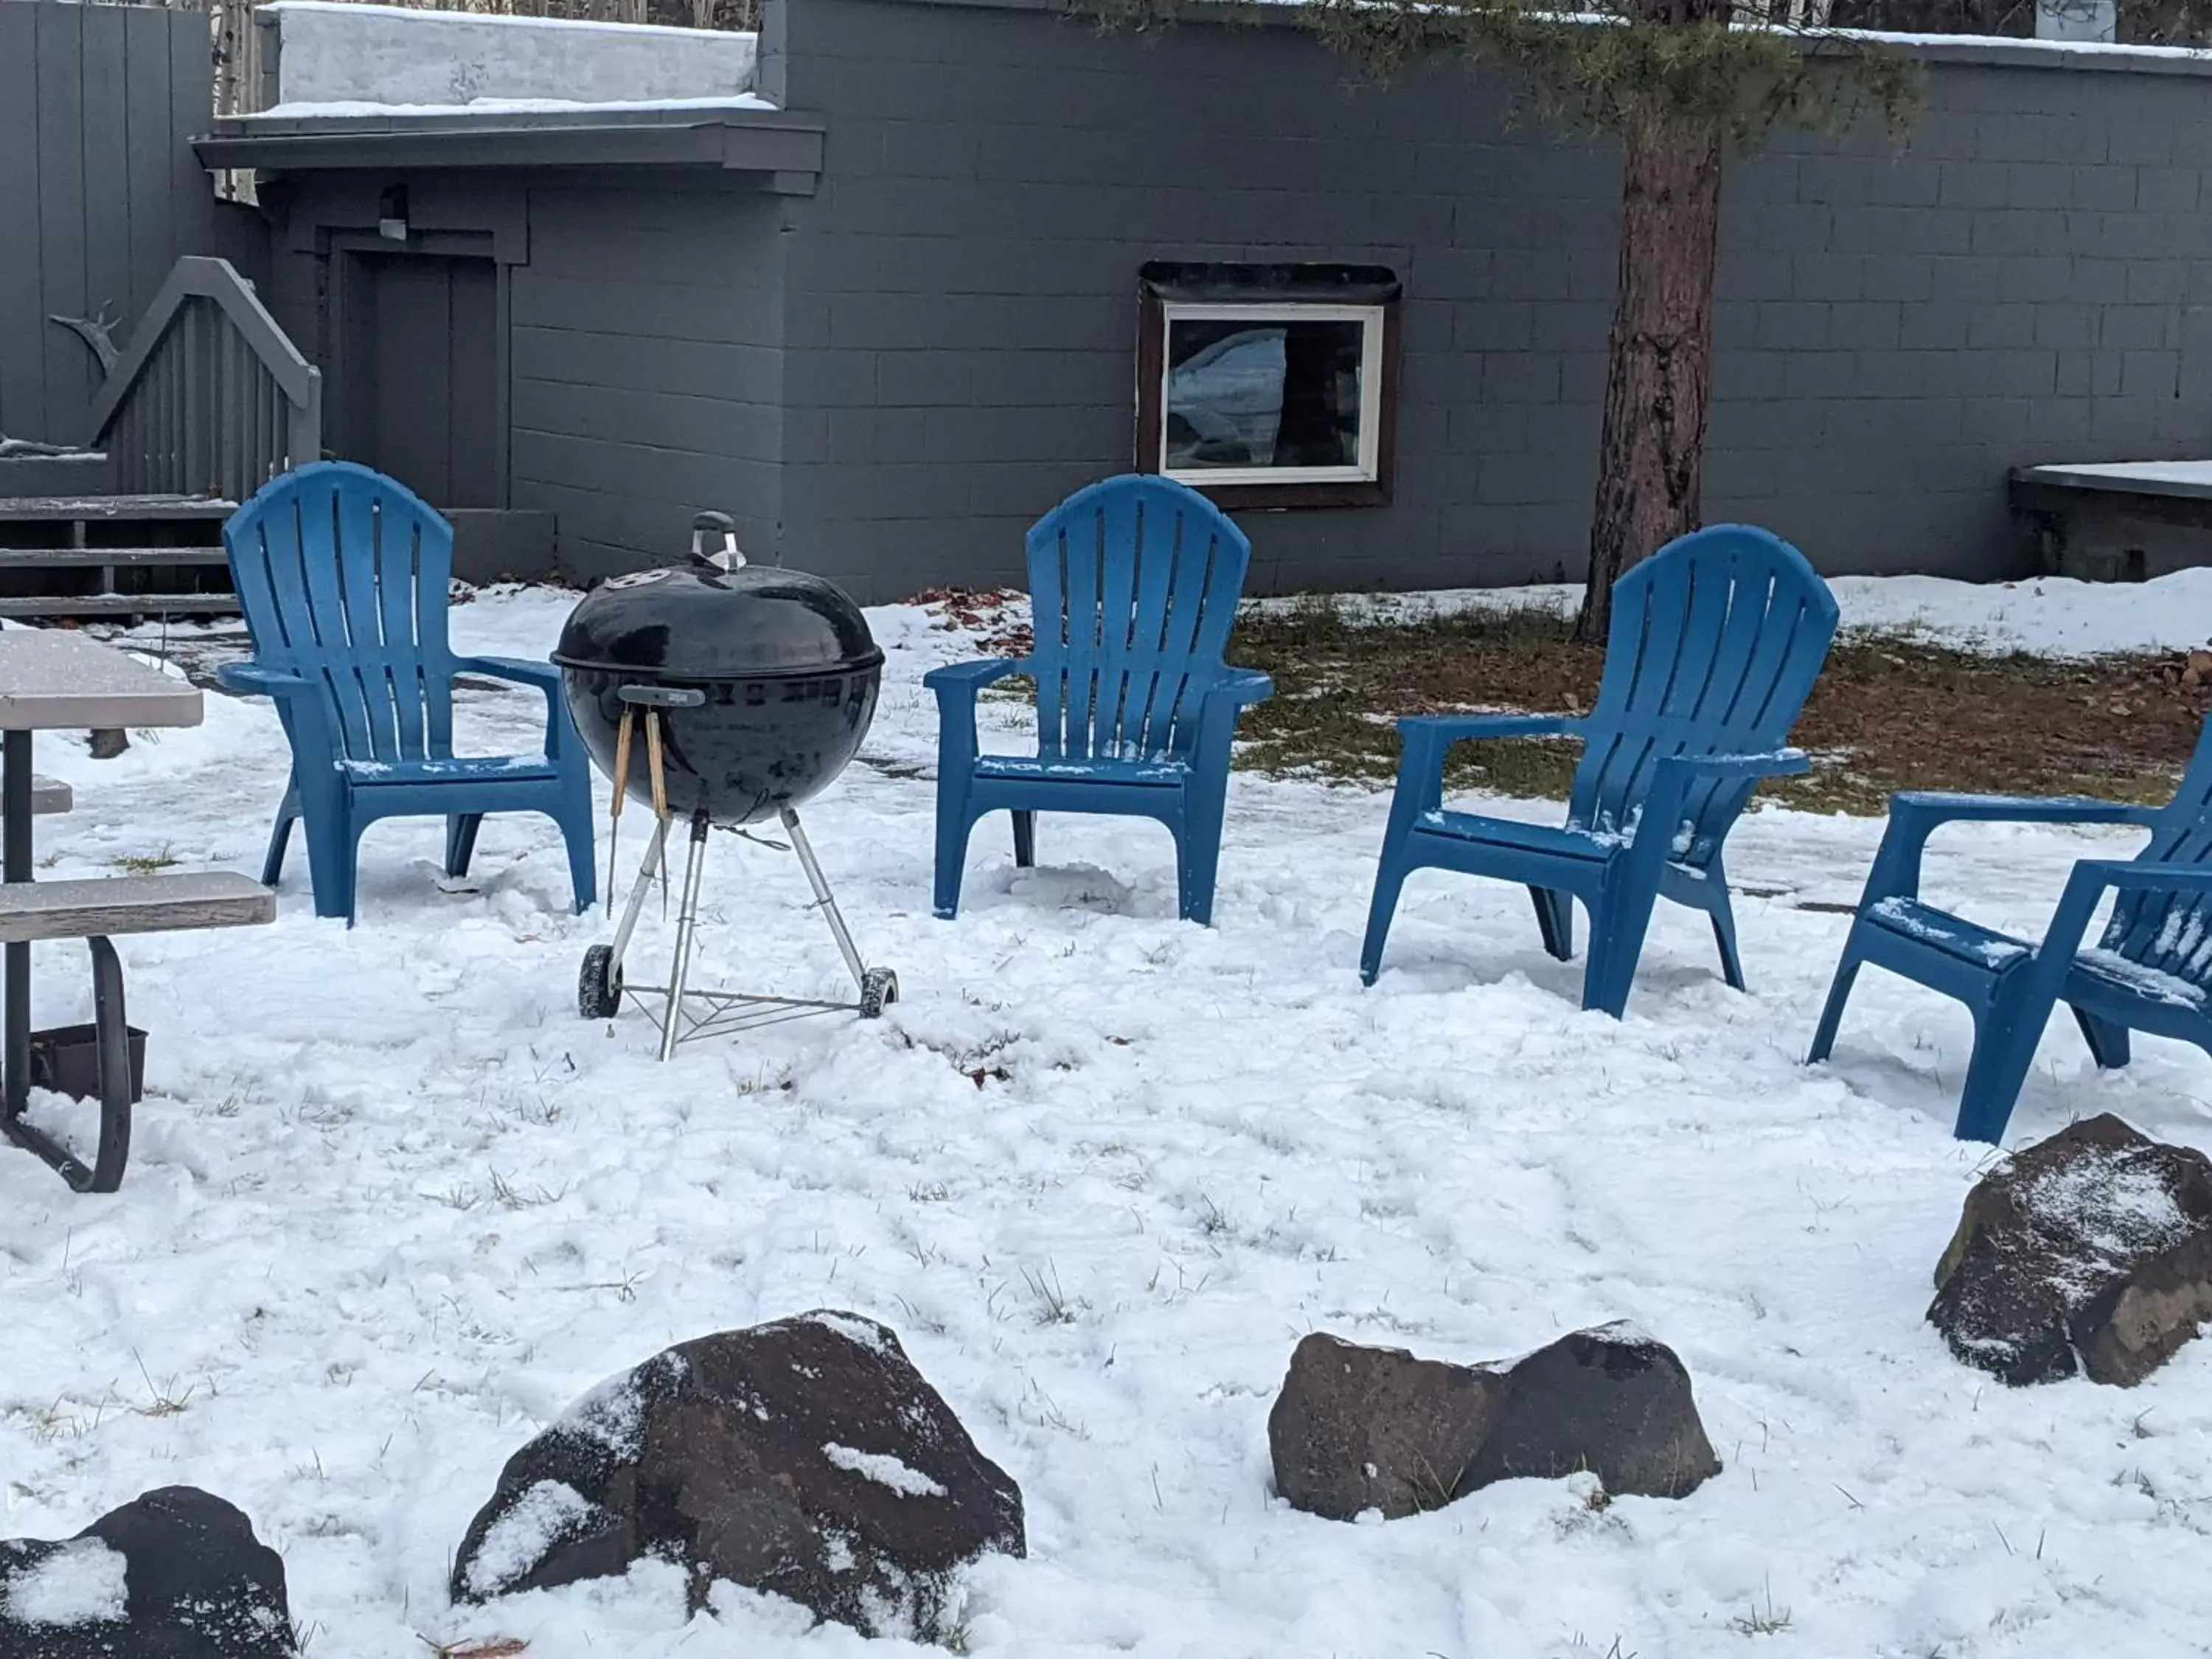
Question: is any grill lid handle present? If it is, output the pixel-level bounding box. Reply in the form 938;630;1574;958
618;684;709;709
689;511;745;572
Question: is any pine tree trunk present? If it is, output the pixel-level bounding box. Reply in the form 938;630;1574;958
1574;107;1725;645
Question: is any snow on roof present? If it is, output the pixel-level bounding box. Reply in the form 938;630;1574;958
255;94;779;119
262;0;753;44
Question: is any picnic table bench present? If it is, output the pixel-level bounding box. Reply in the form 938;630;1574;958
0;631;275;1193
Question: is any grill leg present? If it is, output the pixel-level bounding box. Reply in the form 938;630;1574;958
607;814;672;982
659;810;712;1062
782;807;867;993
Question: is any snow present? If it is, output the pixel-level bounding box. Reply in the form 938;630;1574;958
805;1310;892;1354
821;1443;948;1498
2025;459;2212;489
255;95;779;119
462;1482;600;1599
1297;563;2212;658
8;579;2212;1658
1;1540;128;1627
266;0;751;40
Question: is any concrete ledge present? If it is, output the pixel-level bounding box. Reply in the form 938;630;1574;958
194;110;824;176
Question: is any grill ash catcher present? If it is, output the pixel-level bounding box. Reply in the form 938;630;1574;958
553;512;897;1059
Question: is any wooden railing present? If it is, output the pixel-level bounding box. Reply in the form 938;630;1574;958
85;258;321;503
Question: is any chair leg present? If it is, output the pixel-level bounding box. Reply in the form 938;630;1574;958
1175;797;1225;927
1806;939;1863;1064
261;782;300;888
2071;1006;2133;1071
934;800;978;921
445;813;484;880
1529;887;1574;961
1582;874;1663;1019
1012;810;1036;869
300;795;355;924
1707;888;1747;992
1954;1013;2045;1145
1360;855;1413;987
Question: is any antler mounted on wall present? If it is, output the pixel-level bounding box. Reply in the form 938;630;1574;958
48;307;121;378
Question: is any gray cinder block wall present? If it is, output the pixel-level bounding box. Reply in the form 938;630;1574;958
767;0;2212;596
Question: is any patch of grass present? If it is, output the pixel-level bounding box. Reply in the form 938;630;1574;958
111;844;180;876
1224;597;2208;814
1730;1579;1794;1638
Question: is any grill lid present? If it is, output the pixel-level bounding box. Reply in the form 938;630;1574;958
552;563;883;682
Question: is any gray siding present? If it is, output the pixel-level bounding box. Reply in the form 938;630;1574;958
509;183;787;581
0;0;260;449
257;173;787;581
770;0;2212;596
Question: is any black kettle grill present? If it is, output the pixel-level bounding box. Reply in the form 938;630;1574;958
553;513;897;1057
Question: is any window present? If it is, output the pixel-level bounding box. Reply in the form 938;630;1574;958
1137;262;1402;509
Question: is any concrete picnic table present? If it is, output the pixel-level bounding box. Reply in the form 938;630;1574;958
0;630;274;1192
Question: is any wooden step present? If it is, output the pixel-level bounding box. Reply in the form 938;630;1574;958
0;547;229;568
0;595;241;618
0;495;236;523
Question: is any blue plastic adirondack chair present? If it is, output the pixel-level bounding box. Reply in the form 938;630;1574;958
1810;727;2212;1142
926;475;1273;925
1360;524;1838;1017
220;462;596;925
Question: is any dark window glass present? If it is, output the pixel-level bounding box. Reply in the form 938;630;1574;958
1163;316;1365;473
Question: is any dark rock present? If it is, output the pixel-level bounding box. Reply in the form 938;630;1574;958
0;1486;293;1658
451;1311;1023;1642
1930;1113;2212;1387
1268;1323;1719;1521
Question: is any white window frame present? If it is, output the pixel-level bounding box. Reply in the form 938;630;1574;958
1155;301;1387;488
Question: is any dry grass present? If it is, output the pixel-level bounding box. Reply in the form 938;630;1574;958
913;587;2211;815
1226;598;2209;815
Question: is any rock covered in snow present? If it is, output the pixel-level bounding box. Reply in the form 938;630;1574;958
0;1486;293;1658
450;1310;1023;1641
1268;1324;1721;1521
1930;1113;2212;1387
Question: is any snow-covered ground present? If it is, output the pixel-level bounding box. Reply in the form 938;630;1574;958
1299;565;2212;659
6;574;2212;1659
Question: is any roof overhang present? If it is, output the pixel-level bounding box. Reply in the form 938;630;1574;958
193;105;824;192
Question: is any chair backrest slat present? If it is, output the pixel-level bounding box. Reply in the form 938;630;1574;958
2102;730;2212;988
1567;525;1837;866
1023;476;1253;764
223;462;458;768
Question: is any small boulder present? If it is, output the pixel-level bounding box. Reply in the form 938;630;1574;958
0;1486;293;1658
451;1311;1023;1643
1268;1322;1719;1521
1930;1113;2212;1387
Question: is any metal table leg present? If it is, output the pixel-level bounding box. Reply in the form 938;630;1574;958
4;728;29;1123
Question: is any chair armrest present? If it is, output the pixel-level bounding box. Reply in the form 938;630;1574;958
452;655;572;760
923;658;1030;693
454;654;561;692
1889;792;2158;832
1627;751;1807;864
927;658;1032;777
2076;858;2212;896
1397;713;1583;743
215;662;313;698
1204;669;1273;708
1860;792;2157;911
1652;747;1810;785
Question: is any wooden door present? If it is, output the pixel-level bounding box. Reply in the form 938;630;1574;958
338;250;500;509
